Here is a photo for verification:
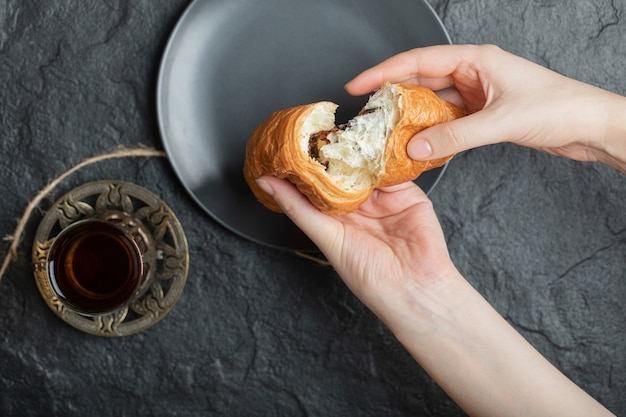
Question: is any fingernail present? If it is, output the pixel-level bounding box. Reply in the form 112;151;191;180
408;138;433;160
255;178;274;196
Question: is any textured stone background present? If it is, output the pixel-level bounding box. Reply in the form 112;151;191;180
1;1;625;416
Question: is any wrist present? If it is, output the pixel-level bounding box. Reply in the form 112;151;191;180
598;92;626;173
575;87;626;173
367;267;469;338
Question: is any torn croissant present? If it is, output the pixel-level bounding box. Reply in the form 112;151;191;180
243;83;465;215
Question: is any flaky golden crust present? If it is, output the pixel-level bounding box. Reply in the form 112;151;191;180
243;84;464;215
376;84;464;187
243;103;369;214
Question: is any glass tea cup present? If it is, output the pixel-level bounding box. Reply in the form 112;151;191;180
46;218;145;316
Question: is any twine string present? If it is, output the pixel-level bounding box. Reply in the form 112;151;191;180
0;146;331;286
0;147;167;283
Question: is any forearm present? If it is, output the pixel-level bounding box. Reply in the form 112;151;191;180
370;271;614;417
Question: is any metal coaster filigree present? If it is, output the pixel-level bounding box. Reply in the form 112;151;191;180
32;180;189;337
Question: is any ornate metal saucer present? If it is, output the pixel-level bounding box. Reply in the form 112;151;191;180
32;180;189;337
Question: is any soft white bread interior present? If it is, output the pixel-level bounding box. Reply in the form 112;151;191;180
244;83;464;215
315;85;397;191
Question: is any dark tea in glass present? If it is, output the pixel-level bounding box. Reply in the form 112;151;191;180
46;219;143;315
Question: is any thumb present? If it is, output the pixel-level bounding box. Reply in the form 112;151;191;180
407;108;508;160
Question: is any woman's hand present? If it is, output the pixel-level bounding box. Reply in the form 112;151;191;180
254;176;458;317
346;44;626;173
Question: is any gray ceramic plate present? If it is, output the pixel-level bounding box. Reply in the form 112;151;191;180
157;0;451;251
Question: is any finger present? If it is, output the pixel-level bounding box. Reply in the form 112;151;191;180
434;87;464;110
407;105;512;160
357;181;431;219
376;181;420;194
376;181;433;211
345;45;468;95
255;176;343;252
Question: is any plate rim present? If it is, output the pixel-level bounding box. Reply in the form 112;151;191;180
156;0;453;251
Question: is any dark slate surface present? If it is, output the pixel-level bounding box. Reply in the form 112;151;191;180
1;1;625;416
